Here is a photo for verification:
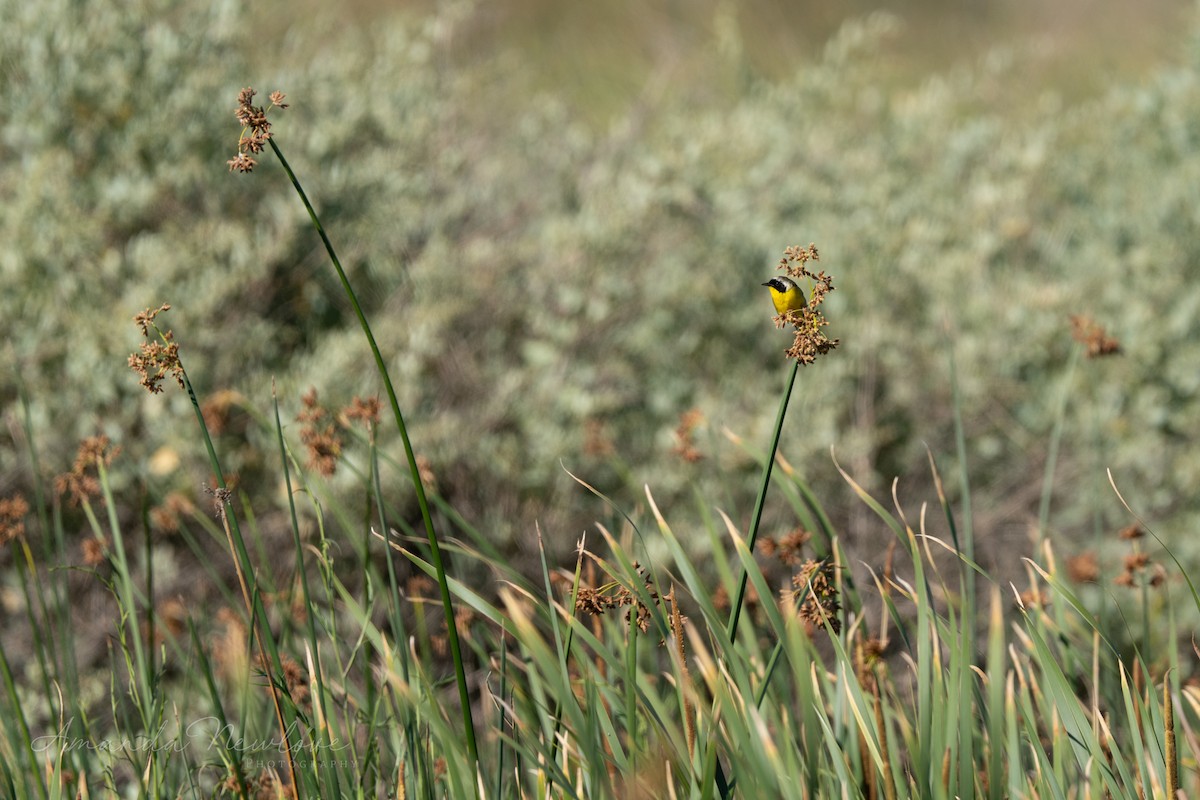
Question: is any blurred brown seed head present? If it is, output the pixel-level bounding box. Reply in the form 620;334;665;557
254;653;310;711
672;408;705;463
342;395;381;429
1123;552;1150;571
583;417;615;457
1069;314;1121;358
758;527;812;566
1066;551;1100;583
201;390;244;435
297;389;342;477
150;492;195;535
1017;589;1048;610
415;455;438;495
81;535;108;566
0;494;30;546
1117;523;1145;541
55;436;120;506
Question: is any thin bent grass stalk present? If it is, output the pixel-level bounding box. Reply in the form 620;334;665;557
266;136;480;774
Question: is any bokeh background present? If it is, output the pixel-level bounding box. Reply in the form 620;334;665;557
3;0;1199;584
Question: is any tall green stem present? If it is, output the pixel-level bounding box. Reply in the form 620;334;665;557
266;138;480;772
726;359;800;642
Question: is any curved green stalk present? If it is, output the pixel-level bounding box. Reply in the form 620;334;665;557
725;359;800;642
267;138;480;773
707;358;798;799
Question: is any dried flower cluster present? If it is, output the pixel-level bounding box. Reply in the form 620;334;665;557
1117;523;1145;541
228;88;288;173
1069;314;1121;358
201;389;245;435
431;607;478;657
155;597;189;640
575;566;668;635
297;389;343;477
784;558;842;635
219;768;281;800
150;492;195;534
211;607;249;684
255;653;311;711
1111;524;1167;588
129;304;185;394
1066;551;1100;583
772;244;840;364
758;526;813;566
1015;588;1048;610
854;635;887;691
672;408;705;463
81;535;108;566
342;395;381;429
55;435;120;506
710;581;760;614
0;494;30;546
582;418;615;457
415;454;439;495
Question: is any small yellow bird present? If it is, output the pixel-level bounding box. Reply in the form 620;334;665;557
762;276;807;315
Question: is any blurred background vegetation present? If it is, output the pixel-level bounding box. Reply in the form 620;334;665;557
2;0;1199;579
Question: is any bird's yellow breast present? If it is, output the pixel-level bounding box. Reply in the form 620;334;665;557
765;280;806;314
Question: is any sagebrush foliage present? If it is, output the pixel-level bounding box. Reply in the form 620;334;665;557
2;1;1199;557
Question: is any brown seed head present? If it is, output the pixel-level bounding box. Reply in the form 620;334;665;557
0;494;30;546
1117;523;1145;541
55;436;120;506
1123;552;1150;572
672;408;705;463
342;395;381;428
583;417;615;457
81;535;108;566
297;389;343;477
1066;551;1100;583
415;455;438;494
228;87;287;174
1069;314;1121;358
129;306;185;394
150;492;195;534
786;558;842;635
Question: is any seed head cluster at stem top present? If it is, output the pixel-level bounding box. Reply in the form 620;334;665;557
773;243;839;364
228;88;288;174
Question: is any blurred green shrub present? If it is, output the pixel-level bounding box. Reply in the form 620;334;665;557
3;0;1199;562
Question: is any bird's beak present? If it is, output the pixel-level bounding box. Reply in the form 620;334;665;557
761;281;772;287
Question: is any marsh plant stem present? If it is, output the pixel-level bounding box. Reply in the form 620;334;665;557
266;138;480;772
727;359;799;641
